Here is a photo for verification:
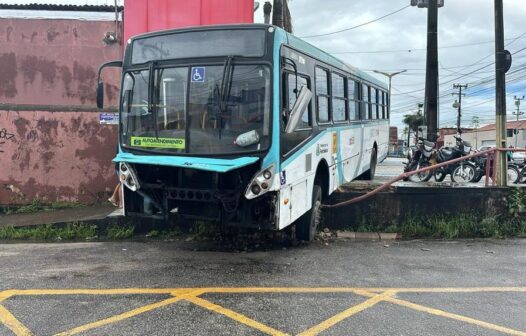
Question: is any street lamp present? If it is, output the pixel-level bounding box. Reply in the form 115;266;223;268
372;69;407;118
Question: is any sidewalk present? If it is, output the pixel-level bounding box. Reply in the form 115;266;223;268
0;205;120;228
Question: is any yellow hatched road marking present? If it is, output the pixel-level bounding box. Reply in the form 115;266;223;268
53;290;203;336
0;304;33;336
385;297;526;336
297;290;396;336
0;287;525;336
186;296;289;336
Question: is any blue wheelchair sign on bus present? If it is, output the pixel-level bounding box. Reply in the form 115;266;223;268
191;67;205;82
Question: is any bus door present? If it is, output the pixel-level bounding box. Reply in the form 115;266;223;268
353;83;369;177
279;71;313;228
341;79;361;182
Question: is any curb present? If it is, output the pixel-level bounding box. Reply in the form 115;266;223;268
336;231;401;240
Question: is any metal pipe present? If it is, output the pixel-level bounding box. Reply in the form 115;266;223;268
324;148;499;208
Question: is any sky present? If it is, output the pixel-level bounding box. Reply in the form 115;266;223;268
287;0;526;132
2;0;525;132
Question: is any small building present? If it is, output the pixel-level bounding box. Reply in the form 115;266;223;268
443;121;526;149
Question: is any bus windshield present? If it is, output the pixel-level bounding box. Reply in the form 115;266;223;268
121;64;271;155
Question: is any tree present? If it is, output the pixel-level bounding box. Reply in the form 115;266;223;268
402;112;424;133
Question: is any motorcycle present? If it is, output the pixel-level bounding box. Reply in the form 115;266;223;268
471;150;521;184
432;136;476;183
403;137;434;182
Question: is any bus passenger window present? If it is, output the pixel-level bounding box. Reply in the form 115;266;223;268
361;84;369;120
381;91;386;119
281;72;313;157
373;89;380;120
287;74;310;129
332;73;347;122
348;80;359;121
315;67;330;123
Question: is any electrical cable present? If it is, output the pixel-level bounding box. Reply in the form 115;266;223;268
299;5;410;38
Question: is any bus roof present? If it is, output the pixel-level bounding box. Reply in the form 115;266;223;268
128;23;388;89
281;29;387;89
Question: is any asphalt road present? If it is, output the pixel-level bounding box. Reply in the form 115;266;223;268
0;239;525;335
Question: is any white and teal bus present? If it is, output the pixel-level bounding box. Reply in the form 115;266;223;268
97;24;389;241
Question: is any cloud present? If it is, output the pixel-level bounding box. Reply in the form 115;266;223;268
289;0;526;129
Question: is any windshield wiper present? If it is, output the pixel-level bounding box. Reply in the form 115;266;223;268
217;56;234;139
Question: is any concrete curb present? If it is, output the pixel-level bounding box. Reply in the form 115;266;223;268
336;231;401;241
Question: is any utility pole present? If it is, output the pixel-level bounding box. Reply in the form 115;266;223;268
411;0;444;142
452;84;467;135
373;70;407;118
513;96;524;147
471;116;480;149
494;0;512;186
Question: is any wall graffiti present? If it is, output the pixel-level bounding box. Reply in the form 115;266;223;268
0;128;16;153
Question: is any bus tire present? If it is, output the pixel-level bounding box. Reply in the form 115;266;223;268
363;147;377;180
295;184;322;242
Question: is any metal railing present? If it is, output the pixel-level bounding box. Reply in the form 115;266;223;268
323;148;525;209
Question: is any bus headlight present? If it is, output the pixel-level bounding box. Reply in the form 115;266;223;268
245;165;275;200
119;162;141;192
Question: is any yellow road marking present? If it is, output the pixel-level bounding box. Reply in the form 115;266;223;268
186;296;289;336
53;290;203;336
0;304;33;336
0;287;524;336
385;296;526;336
297;290;396;336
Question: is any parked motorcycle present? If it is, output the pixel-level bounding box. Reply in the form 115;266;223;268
403;137;434;182
432;136;476;183
471;150;521;184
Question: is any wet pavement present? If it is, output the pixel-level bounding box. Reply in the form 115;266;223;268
0;239;525;335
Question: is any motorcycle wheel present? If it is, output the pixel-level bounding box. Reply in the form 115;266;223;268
408;161;433;182
471;172;483;183
434;170;447;182
507;166;520;184
451;164;476;183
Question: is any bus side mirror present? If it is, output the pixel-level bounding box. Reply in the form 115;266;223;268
96;81;104;109
285;86;312;134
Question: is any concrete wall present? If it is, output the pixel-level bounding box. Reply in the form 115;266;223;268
0;17;122;205
326;186;509;230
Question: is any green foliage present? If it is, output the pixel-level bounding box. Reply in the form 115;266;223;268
192;220;220;238
106;224;135;240
15;198;42;214
0;222;97;241
402;112;424;133
3;199;84;215
507;187;525;217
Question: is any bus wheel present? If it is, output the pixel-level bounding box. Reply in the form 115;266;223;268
295;185;322;242
363;147;377;180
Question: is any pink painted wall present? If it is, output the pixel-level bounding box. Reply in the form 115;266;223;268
123;0;254;41
0;18;123;205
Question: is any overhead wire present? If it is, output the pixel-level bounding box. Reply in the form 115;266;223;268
299;5;410;38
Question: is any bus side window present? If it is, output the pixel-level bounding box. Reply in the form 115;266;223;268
348;79;359;121
287;74;310;129
281;72;312;156
361;84;368;120
315;67;330;124
382;91;386;119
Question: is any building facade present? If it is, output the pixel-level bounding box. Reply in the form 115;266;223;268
0;5;123;205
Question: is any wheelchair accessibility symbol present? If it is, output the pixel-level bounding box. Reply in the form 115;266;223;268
191;67;205;82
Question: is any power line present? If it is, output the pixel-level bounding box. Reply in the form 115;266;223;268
331;34;526;55
299;5;410;38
